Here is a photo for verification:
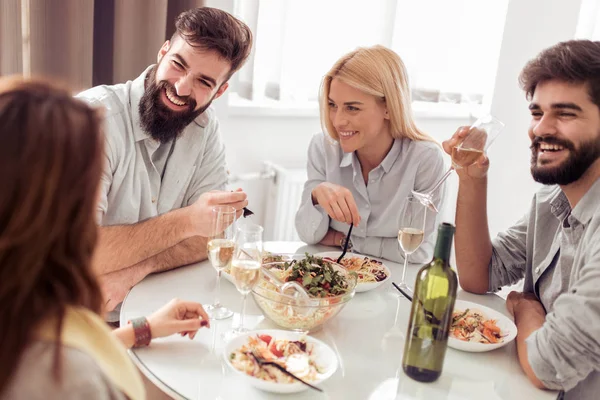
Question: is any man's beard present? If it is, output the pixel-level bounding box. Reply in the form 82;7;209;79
138;65;213;143
530;135;600;185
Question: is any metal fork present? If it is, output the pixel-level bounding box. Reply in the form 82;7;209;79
248;351;323;392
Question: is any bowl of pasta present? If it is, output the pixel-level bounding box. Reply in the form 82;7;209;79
224;329;338;393
448;300;517;352
314;251;391;292
252;254;357;332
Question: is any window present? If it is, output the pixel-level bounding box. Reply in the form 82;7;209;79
576;0;600;39
232;0;509;116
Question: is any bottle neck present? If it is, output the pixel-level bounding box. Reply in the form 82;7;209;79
433;230;453;264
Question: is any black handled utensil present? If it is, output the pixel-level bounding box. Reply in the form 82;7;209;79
249;352;323;392
392;281;441;325
336;224;354;263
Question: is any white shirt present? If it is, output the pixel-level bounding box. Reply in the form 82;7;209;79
77;66;228;225
295;132;447;263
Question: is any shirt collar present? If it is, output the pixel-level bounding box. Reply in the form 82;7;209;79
340;151;353;168
549;189;570;219
380;139;402;173
571;177;600;225
338;139;402;172
130;65;210;143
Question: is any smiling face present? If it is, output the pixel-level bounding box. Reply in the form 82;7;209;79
138;36;231;142
327;78;390;154
528;80;600;186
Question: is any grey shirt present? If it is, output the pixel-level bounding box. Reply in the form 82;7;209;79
490;178;600;399
295;132;446;263
77;66;228;226
2;341;126;400
78;67;228;321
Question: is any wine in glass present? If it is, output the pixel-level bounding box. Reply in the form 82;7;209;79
223;223;263;341
204;205;236;320
412;114;505;212
397;195;428;293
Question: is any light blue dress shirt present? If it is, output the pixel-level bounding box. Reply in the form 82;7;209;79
490;179;600;399
77;66;228;322
295;132;447;263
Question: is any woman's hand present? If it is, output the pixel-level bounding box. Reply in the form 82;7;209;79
311;182;361;226
442;126;490;180
147;298;210;340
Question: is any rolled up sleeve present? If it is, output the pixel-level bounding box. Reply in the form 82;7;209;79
525;249;600;391
489;212;529;291
295;135;330;244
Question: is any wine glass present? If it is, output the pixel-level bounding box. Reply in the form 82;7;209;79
204;205;236;320
223;223;263;341
397;195;428;293
412;114;505;212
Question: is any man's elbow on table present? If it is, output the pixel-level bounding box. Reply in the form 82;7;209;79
457;275;489;295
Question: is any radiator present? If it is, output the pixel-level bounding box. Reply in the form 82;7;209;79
229;162;308;241
263;163;307;242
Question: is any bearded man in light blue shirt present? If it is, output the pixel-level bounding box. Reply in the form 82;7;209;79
78;8;252;321
448;40;600;399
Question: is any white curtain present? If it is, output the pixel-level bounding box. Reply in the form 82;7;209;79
234;0;509;108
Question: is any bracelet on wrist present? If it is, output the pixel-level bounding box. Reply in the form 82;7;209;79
128;316;152;348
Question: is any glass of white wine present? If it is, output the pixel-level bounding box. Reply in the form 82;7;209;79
223;223;263;341
397;195;428;293
204;205;236;320
412;114;505;212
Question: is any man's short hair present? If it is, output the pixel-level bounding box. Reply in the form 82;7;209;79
519;40;600;109
172;7;253;81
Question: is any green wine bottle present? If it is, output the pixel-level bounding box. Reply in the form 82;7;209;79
401;222;458;383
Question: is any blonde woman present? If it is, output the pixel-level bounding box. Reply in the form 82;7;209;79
295;45;446;263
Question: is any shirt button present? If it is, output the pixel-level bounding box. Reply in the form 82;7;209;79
365;204;370;209
152;197;157;203
534;267;540;274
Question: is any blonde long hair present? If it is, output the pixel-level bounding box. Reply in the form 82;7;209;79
320;45;436;143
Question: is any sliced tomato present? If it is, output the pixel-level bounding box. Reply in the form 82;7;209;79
258;334;272;344
269;341;284;357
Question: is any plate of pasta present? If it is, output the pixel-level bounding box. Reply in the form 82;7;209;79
448;300;517;352
313;252;391;293
224;329;338;393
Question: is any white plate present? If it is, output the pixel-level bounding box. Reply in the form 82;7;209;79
448;300;517;353
313;251;391;293
223;329;338;394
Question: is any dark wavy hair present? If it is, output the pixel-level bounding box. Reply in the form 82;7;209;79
172;7;253;80
0;77;105;393
519;40;600;108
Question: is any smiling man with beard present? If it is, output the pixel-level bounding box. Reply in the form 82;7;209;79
443;40;600;399
77;7;252;325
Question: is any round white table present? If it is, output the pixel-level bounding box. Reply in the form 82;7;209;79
120;242;558;400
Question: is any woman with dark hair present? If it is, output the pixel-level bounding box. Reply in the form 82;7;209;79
0;77;210;400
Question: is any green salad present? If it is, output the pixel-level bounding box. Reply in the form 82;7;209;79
281;253;353;297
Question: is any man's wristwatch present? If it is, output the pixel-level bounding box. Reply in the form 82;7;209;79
129;317;152;348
